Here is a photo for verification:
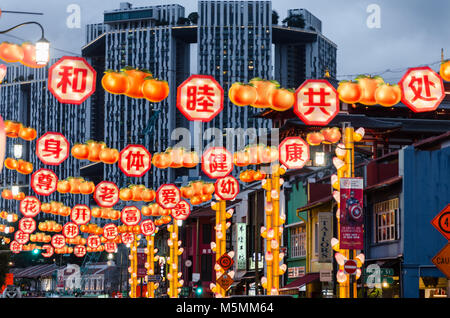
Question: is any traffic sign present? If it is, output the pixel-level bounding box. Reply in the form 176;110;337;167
343;259;358;275
432;243;450;278
431;203;450;241
216;273;234;291
217;253;234;271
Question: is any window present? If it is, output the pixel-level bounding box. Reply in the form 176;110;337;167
374;198;399;243
290;226;306;258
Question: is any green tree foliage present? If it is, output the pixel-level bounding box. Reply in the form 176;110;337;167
188;12;199;24
272;10;279;25
282;14;306;28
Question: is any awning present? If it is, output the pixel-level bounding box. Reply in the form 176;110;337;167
364;176;402;192
12;264;59;278
296;195;333;213
279;273;320;291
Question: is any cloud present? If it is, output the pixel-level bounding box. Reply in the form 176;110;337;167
1;0;448;82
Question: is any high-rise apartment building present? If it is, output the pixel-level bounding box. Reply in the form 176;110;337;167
0;63;89;223
83;1;337;189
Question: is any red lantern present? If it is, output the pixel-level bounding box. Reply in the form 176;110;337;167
176;75;224;122
215;176;240;201
140;219;156;236
118;145;151;177
399;66;445;113
48;56;97;105
103;223;118;240
74;244;86;257
71;204;91;225
94;181;119;208
36;132;70;165
62;222;79;239
201;147;234;179
279;137;310;170
294;80;339;126
156;184;181;209
19;196;41;217
51;234;66;249
30;169;58;196
19;217;36;234
120;206;141;226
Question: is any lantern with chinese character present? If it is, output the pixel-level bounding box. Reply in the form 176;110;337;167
121;206;141;226
214;176;240;201
118;145;151;177
51;234;65;249
19;196;41;217
399;66;445;113
176;74;224;122
62;222;79;239
171;200;191;221
294;79;339;126
36;132;69;165
94;181;119;208
71;205;91;225
87;234;101;249
48;56;97;105
41;244;54;258
103;223;118;240
30;169;58;196
140;219;156;236
201;147;233;179
74;245;86;257
156;184;181;209
279;137;310;170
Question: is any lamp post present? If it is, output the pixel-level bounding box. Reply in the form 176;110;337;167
0;21;50;65
332;123;364;298
261;163;286;295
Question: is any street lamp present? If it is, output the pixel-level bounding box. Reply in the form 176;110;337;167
11;185;19;196
0;21;50;65
314;151;326;166
13;144;22;159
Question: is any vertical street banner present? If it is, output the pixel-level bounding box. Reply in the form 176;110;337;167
318;212;333;263
340;178;364;250
137;248;147;278
236;223;247;270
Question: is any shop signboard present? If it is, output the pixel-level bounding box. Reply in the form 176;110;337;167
318;212;333;263
236;223;246;270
